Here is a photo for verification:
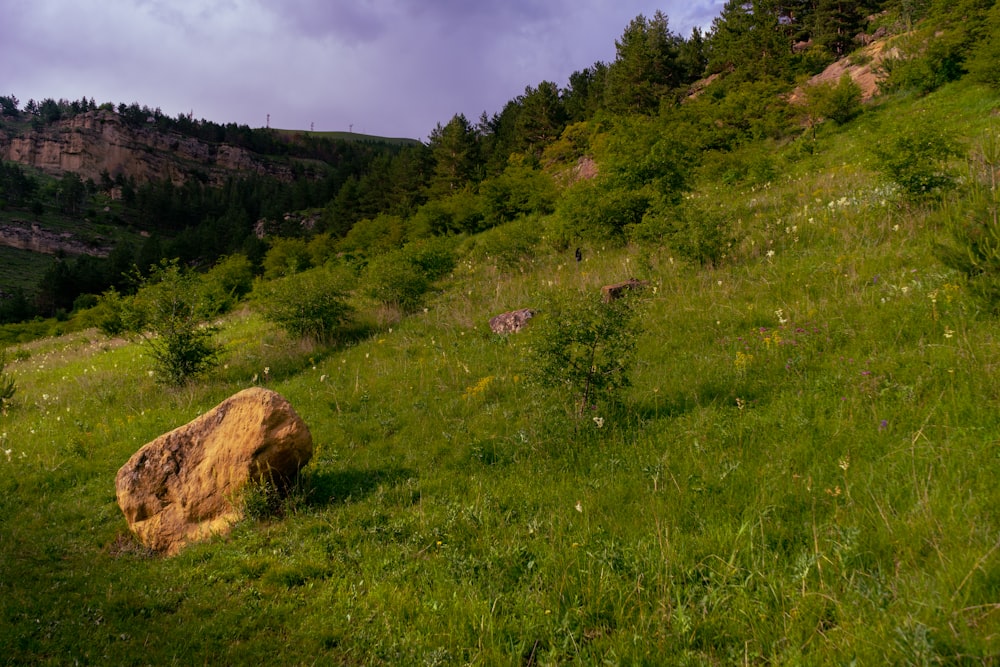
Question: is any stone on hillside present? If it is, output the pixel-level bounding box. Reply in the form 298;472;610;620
489;308;536;334
115;387;312;556
600;278;649;303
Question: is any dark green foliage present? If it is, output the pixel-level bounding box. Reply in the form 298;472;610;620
125;260;222;385
707;0;793;81
0;347;15;412
871;120;960;199
966;4;1000;89
527;288;645;417
427;114;480;197
257;266;354;342
604;11;683;115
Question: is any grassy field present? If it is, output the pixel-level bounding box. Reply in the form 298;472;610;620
273;127;423;147
2;81;1000;665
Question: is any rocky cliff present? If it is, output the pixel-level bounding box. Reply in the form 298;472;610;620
0;110;292;186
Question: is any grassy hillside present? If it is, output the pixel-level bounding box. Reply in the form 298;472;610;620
2;80;1000;664
273;127;423;147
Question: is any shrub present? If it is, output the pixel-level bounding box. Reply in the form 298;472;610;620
126;260;222;385
805;73;863;126
471;216;542;270
363;250;429;312
936;131;1000;311
402;237;458;281
0;347;16;412
526;288;645;418
257;266;354;342
871;121;960;200
554;178;651;243
201;254;254;313
635;198;734;267
262;238;312;280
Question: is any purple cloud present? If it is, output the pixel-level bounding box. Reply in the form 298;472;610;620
1;0;726;140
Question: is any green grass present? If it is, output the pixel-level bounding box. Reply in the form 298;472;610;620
3;81;1000;664
272;127;423;146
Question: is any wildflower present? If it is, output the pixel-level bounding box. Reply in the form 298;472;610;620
320;374;328;383
264;366;270;376
879;419;888;431
3;449;10;462
767;250;775;258
575;501;583;513
838;455;850;471
593;416;604;428
944;327;954;339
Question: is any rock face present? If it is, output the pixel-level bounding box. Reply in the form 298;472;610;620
489;308;536;334
115;388;313;556
0;110;294;186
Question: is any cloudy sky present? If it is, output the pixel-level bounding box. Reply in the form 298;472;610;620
3;0;726;141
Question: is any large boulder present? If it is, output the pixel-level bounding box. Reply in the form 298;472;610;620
115;387;312;556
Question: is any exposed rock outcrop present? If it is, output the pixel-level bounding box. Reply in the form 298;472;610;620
0;220;111;257
489;308;536;335
115;388;313;556
0;110;293;186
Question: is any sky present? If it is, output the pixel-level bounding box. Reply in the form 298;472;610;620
2;0;727;142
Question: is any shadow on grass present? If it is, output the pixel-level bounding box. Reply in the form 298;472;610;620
301;466;413;507
626;380;769;421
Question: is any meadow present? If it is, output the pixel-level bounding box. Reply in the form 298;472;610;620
2;80;1000;665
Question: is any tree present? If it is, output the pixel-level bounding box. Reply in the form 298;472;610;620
707;0;793;81
427;114;480;197
0;94;19;117
809;0;863;57
604;11;683;114
515;82;568;156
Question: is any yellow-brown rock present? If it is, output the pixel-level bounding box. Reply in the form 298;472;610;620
115;388;312;556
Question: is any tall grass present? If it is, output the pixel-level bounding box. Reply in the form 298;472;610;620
2;81;1000;664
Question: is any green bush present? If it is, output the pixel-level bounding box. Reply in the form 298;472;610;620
527;288;645;417
470;216;543;270
363;251;429;312
201;254;254;314
402;237;458;281
126;260;222;385
554;178;650;243
805;73;863;126
257;266;354;342
871;121;960;200
262;238;312;280
635;198;735;267
0;347;16;412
